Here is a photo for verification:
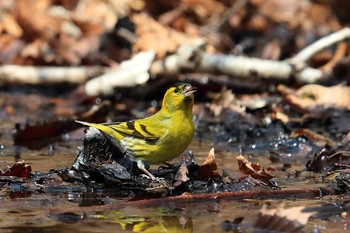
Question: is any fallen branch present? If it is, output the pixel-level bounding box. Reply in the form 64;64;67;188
0;65;106;85
1;28;349;92
289;27;350;64
151;28;350;84
84;51;155;96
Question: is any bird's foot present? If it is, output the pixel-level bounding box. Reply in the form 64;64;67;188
138;174;165;182
138;174;153;180
155;177;165;182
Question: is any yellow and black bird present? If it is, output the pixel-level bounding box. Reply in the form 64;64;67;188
76;83;196;179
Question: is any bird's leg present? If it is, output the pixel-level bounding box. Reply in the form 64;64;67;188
137;160;156;180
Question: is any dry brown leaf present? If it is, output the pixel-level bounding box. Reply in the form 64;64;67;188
132;13;196;59
20;39;49;59
255;0;305;23
173;162;190;188
9;0;128;65
53;32;101;65
271;105;290;123
245;14;268;32
0;34;25;64
237;155;260;174
278;84;350;112
197;148;221;180
183;0;225;22
306;3;337;27
254;203;315;232
71;0;126;31
291;128;337;148
207;87;246;117
14;0;61;41
0;14;23;38
0;161;32;178
237;155;274;185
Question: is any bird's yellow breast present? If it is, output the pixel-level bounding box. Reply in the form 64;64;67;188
121;110;194;164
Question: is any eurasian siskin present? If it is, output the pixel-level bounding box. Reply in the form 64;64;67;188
76;83;196;179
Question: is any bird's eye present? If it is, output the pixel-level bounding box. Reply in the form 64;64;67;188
174;87;180;93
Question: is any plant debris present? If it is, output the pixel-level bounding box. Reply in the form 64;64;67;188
237;155;276;186
0;161;31;178
221;203;315;232
197;148;220;180
254;203;315;233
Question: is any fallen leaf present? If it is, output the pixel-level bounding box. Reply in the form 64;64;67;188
197;148;221;180
207;87;246;117
291;128;337;148
0;14;23;38
256;0;301;23
20;39;49;59
183;0;225;22
0;161;32;178
306;148;350;173
0;34;25;64
237;155;275;185
14;0;60;41
254;202;315;232
173;162;190;188
271;105;289;123
278;84;350;113
13;100;110;150
132;13;196;59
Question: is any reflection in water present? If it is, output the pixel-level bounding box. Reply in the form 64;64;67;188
107;214;193;233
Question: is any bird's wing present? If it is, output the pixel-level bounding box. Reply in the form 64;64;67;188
105;120;162;142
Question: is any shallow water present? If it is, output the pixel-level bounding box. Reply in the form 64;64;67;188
0;131;348;232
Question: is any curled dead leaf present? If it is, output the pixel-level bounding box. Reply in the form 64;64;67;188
291;128;337;148
14;0;60;41
237;155;275;185
132;13;196;59
0;161;32;178
271;105;289;123
306;148;350;173
256;0;301;23
197;148;221;180
0;14;23;38
207;87;245;117
255;202;315;232
173;162;190;188
278;84;350;112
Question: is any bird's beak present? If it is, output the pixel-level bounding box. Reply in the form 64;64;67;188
183;85;197;97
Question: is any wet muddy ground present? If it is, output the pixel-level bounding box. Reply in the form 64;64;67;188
1;130;349;233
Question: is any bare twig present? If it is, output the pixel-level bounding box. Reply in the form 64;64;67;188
320;41;348;73
290;27;350;64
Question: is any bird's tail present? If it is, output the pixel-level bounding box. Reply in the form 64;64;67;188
75;120;122;140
